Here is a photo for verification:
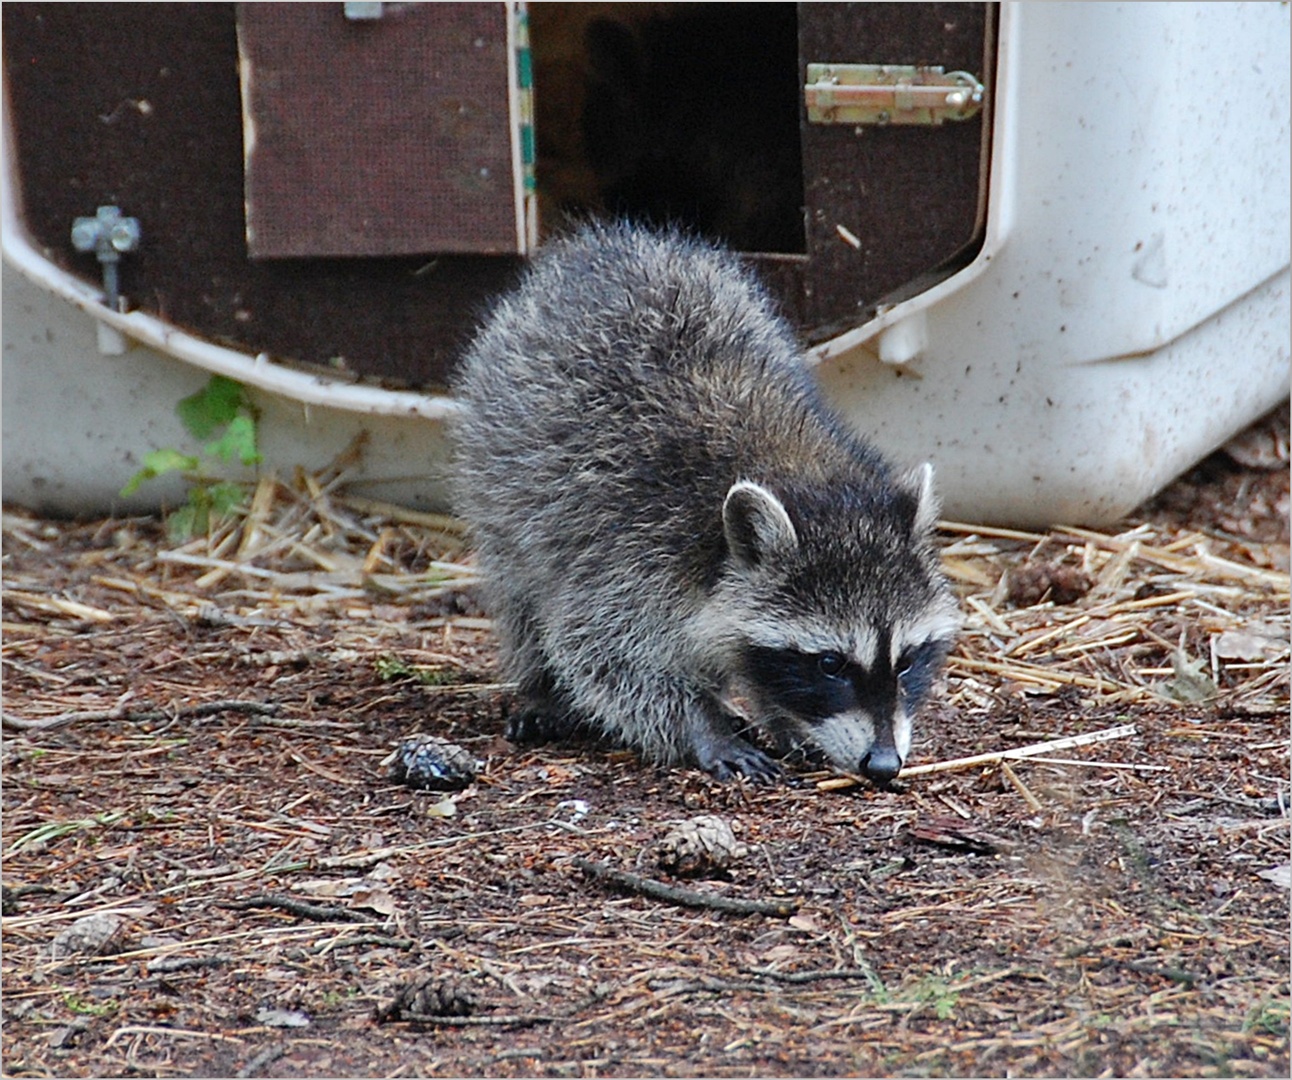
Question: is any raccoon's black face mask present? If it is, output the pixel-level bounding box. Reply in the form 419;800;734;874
739;634;951;782
718;476;958;783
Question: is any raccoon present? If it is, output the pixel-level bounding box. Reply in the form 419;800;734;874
451;222;959;783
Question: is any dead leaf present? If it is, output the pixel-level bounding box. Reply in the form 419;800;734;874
350;887;397;916
295;877;354;898
909;815;1014;855
1212;629;1288;662
255;1006;311;1028
518;894;551;908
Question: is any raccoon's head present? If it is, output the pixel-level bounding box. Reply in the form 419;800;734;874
698;469;960;784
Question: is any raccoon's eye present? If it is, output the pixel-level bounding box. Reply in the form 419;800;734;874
896;639;950;699
897;641;930;680
816;652;848;678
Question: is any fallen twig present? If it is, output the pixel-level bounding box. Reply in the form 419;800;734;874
3;589;116;623
1000;759;1043;811
1024;755;1169;772
902;723;1139;776
572;857;798;917
950;654;1151;697
236;1044;287;1079
818;723;1138;790
104;1024;246;1048
1100;957;1203;986
145;955;233;975
908;816;1017;855
743;966;882;984
648;976;766;995
2;698;280;733
218;893;376;924
311;932;414;954
337;494;467;535
395;1012;559;1027
1179;788;1290;815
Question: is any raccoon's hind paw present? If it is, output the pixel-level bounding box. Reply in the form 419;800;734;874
693;734;782;784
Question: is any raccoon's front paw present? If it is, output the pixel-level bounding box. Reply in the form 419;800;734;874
504;708;574;746
693;734;782;784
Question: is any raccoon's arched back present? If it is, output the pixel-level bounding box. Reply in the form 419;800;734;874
465;220;803;385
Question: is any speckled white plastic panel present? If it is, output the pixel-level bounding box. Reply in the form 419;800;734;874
813;1;1291;526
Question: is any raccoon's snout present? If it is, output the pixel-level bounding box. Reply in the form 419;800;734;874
861;745;902;784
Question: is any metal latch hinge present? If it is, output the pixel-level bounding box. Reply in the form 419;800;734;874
805;63;985;126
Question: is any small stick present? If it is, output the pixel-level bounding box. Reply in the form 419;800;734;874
236;1044;287;1079
105;1025;246;1048
937;520;1048;542
392;1013;558;1028
338;494;467;535
572;858;798;918
145;955;233;975
3;590;115;623
1000;759;1043;812
1024;756;1169;772
950;655;1143;695
898;723;1138;778
1099;957;1202;986
311;932;415;954
817;723;1138;789
3;699;279;732
743;966;881;984
218;893;376;924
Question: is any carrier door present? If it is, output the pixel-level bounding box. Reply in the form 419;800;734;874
795;2;994;338
237;1;536;258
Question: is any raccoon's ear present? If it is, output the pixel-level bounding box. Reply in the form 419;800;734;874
901;462;941;535
723;480;798;567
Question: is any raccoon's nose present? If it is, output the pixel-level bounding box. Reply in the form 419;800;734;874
861;746;902;784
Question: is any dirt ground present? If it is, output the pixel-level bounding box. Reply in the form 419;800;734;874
2;421;1289;1078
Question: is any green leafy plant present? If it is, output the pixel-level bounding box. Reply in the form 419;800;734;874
1244;997;1290;1038
375;655;458;686
915;977;960;1020
6;811;126;854
63;994;119;1018
121;375;262;539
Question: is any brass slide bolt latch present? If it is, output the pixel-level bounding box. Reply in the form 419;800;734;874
805;63;985;126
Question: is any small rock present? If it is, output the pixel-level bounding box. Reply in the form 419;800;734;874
50;913;126;962
556;799;590;824
48;1019;90;1050
1222;407;1289;470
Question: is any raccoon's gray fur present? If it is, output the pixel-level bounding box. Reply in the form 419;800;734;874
451;222;959;782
